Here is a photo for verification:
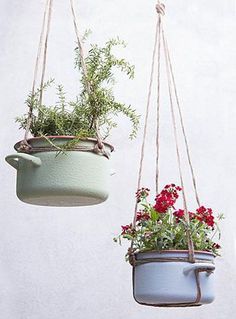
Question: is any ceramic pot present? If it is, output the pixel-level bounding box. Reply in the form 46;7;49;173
133;250;215;307
5;136;114;207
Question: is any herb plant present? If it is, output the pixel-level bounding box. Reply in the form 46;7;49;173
114;184;223;259
16;37;140;140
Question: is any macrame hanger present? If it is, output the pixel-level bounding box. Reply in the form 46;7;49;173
155;0;164;195
69;0;105;152
69;0;90;94
39;0;54;107
21;0;106;155
131;4;162;229
32;0;51;98
161;23;195;263
128;1;164;262
21;0;53;150
130;1;203;265
162;35;201;207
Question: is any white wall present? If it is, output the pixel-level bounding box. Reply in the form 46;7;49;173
0;0;235;318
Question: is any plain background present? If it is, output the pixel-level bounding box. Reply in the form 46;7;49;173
0;0;235;318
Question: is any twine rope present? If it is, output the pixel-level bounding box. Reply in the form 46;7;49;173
129;255;214;267
21;0;106;156
69;0;90;94
31;0;50;97
132;15;161;228
130;1;203;267
129;2;209;308
23;0;51;145
164;37;201;207
155;11;162;195
16;144;112;159
69;0;104;151
156;2;165;16
162;25;195;263
39;0;54;107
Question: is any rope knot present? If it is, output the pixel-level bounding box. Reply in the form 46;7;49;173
93;141;111;159
156;3;165;15
127;248;136;267
18;140;32;153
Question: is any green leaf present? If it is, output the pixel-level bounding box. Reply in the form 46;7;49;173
151;210;158;222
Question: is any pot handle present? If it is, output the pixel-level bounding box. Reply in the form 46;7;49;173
5;153;42;170
183;263;215;276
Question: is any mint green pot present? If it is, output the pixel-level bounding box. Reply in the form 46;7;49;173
5;136;114;207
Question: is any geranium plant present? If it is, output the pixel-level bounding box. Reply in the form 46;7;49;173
114;184;223;258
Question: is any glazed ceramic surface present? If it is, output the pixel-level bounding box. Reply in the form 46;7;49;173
5;137;114;207
133;250;215;306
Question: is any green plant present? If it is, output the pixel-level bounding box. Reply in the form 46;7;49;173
114;185;223;260
16;37;140;140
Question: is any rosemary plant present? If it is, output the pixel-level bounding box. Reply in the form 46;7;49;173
16;37;140;141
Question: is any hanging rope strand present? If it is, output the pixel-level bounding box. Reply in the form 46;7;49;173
132;15;161;227
164;38;201;207
23;0;51;144
162;26;195;263
70;0;105;149
69;0;90;93
130;2;198;266
39;0;54;106
21;0;105;155
32;0;50;96
155;4;163;194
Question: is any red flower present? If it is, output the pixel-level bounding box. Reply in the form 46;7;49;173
174;209;196;222
136;211;150;222
189;212;196;220
212;243;221;249
154;184;182;213
174;209;184;220
121;224;133;235
196;206;215;227
136;188;150;202
196;206;206;214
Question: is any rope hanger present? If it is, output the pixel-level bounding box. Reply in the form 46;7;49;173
130;1;211;308
20;0;105;155
131;2;201;265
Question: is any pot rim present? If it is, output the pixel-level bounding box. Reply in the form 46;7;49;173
135;249;215;257
14;136;114;152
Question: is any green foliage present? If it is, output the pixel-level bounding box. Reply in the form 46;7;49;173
16;37;140;140
114;190;223;259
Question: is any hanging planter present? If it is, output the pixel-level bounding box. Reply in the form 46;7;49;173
114;2;223;307
6;137;114;206
114;185;223;307
133;250;215;306
5;0;139;207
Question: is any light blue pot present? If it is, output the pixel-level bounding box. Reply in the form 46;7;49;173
5;136;114;207
133;250;215;307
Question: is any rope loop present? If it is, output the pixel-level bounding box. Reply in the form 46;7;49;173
16;142;112;159
93;143;110;159
18;141;32;153
128;248;136;267
96;140;104;150
130;254;214;267
156;3;165;16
